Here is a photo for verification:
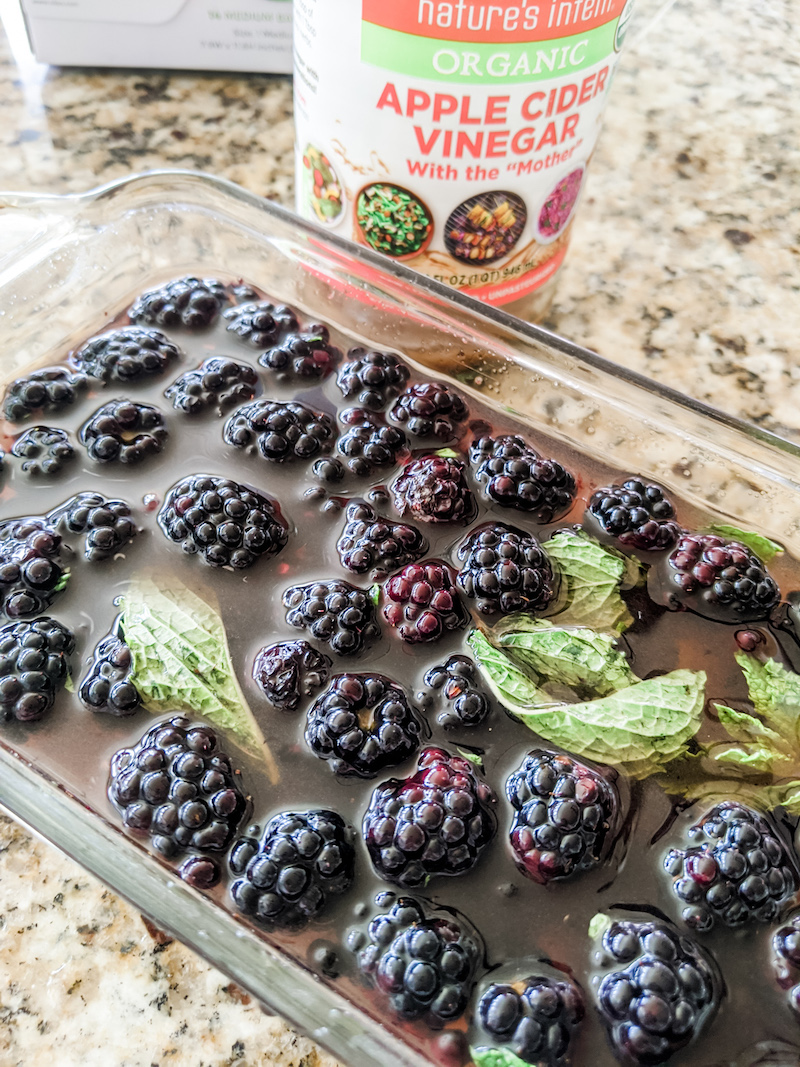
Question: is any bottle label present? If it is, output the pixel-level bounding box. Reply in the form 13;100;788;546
294;0;632;306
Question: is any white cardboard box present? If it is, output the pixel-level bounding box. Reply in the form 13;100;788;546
20;0;292;73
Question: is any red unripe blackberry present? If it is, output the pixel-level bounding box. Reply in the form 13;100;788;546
382;560;466;643
665;531;779;621
392;454;476;524
129;275;230;329
108;716;247;858
470;434;576;523
363;747;496;886
587;478;680;551
506;751;619;884
662;801;797;930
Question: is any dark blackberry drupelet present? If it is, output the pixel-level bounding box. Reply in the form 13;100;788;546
305;673;421;777
587;479;681;551
771;913;800;1015
382;560;467;643
259;325;342;381
79;617;140;716
350;894;481;1024
49;492;138;562
0;518;68;619
662;801;798;930
165;358;258;415
336;502;428;579
158;474;288;569
336;409;407;476
252;640;331;711
229;810;355;928
11;426;75;476
129;276;230;329
363;747;496;887
80;399;168;464
456;522;556;617
424;656;490;729
223;300;299;348
72;327;181;383
0;617;74;722
336;348;410;410
313;457;346;484
388;382;469;441
470;434;576;523
664;532;780;621
595;918;719;1065
506;751;619;884
477;975;584;1066
2;367;88;423
108;716;247;858
392;454;476;525
223;399;334;462
283;580;381;656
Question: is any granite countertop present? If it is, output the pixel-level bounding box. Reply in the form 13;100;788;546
0;0;798;1064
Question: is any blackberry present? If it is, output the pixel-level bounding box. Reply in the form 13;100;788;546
129;275;230;329
664;532;780;621
392;455;476;525
80;399;168;464
11;426;75;476
3;367;88;423
229;810;355;928
165;358;258;415
252;640;331;711
0;617;74;722
79;616;140;716
223;399;334;462
336;348;410;410
477;975;584;1066
506;751;618;884
283;580;380;656
337;502;428;579
0;518;68;619
223;300;299;349
72;327;181;383
350;894;480;1024
336;410;407;476
456;522;556;617
470;435;576;523
389;383;469;441
595;918;719;1065
363;747;496;886
305;673;421;777
158;474;288;569
772;913;800;1014
382;560;467;643
108;716;247;858
49;492;138;562
424;656;490;729
587;479;680;551
259;325;342;381
663;801;797;930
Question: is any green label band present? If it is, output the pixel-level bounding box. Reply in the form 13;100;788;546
361;21;617;83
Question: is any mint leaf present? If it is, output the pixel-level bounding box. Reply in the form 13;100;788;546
123;576;277;780
713;703;786;748
499;617;636;698
774;782;800;816
736;653;800;742
471;1047;532;1067
368;583;381;607
435;447;460;459
545;529;635;633
712;744;781;773
510;670;706;776
707;524;783;563
54;570;70;593
589;912;613;940
457;748;484;770
468;630;549;709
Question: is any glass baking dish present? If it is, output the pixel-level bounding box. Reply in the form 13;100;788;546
1;171;800;1067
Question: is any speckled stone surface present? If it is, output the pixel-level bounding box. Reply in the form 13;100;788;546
0;0;798;1063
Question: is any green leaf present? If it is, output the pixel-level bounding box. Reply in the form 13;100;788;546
714;703;785;748
774;782;800;816
457;748;484;769
435;447;460;459
545;529;635;633
499;618;636;698
711;744;780;773
470;1047;532;1067
588;912;613;940
736;653;800;742
122;576;277;781
707;524;783;563
368;583;381;607
54;570;70;593
468;630;550;710
510;670;706;777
